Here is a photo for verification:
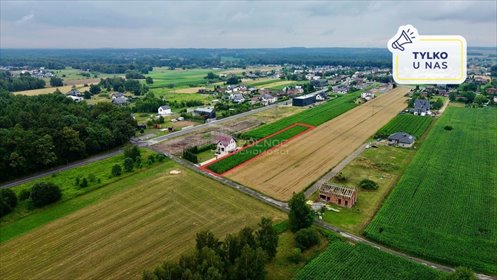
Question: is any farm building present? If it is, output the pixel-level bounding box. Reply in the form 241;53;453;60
319;184;357;208
214;134;237;156
193;107;216;119
388;132;416;148
158;105;172;116
293;93;316;107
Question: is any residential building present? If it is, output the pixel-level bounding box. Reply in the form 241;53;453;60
158;105;172;116
388;132;416;148
413;99;431;116
214;134;237;156
319;184;357;208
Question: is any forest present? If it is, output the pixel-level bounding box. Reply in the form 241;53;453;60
0;90;137;181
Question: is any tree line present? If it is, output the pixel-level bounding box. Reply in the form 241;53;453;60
0;71;46;92
0;90;137;181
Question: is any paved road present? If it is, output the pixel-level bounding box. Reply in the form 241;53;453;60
141;89;326;146
157;148;495;280
304;143;368;198
0;149;123;189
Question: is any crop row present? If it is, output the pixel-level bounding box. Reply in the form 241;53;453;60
375;114;432;138
365;107;497;274
241;91;361;139
295;241;440;280
206;125;309;174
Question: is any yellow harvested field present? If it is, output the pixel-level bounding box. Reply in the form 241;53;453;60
0;164;284;280
175;87;205;93
227;87;410;201
258;80;295;88
14;84;90;96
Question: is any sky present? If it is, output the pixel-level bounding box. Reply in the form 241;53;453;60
1;0;496;48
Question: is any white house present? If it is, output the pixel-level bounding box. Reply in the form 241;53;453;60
158;105;172;116
230;93;245;104
261;94;277;105
67;95;84;102
214;134;237;156
361;91;375;101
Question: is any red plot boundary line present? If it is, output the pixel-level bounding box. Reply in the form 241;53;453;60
200;123;316;176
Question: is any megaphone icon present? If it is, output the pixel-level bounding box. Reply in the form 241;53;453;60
391;29;416;51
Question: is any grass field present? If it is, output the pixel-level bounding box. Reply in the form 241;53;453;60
149;88;214;103
241;91;362;139
322;146;416;234
13;84;90;96
146;68;221;89
205;124;311;174
0;149;157;243
375;114;432;138
294;241;441;280
228;87;410;200
365;107;497;274
0;160;284;279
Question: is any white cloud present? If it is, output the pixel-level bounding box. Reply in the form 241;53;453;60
15;13;34;25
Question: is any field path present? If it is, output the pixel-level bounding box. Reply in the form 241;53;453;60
227;87;410;200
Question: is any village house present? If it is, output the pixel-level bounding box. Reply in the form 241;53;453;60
319;184;357;208
214;134;237;156
230;93;245;104
111;92;125;99
112;96;129;105
388;132;416;148
361;91;375;101
332;85;349;94
67;95;84;102
67;89;81;96
261;94;277;105
315;92;328;101
158;105;172;116
412;99;431;116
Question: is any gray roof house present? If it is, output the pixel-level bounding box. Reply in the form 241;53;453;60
413;99;431;115
388;132;416;148
112;96;129;105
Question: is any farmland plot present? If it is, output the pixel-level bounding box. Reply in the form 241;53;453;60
375;114;432;138
0;161;284;280
228;87;410;200
294;242;441;280
241;91;361;139
205;124;312;174
365;107;497;274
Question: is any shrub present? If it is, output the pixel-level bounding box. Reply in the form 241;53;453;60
19;188;31;201
182;149;199;164
444;125;453;131
287;248;302;264
335;172;347;182
111;164;122;177
124;157;134;172
359;179;379;190
30;182;62;208
155;154;166;162
0;188;18;217
80;178;88;188
294;228;320;251
124;145;141;161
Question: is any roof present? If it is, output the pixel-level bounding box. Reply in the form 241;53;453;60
414;99;431;111
159;105;170;110
388;132;415;144
261;93;275;99
194;107;214;113
294;93;317;100
320;184;356;199
112;96;128;105
215;134;235;147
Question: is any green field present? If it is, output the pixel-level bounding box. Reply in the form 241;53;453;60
0;160;284;279
146;68;221;89
294;242;441;280
375;114;432;138
207;125;309;174
322;145;416;234
0;149;157;243
365;107;497;274
241;91;362;139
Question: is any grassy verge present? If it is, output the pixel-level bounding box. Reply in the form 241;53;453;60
206;125;309;174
